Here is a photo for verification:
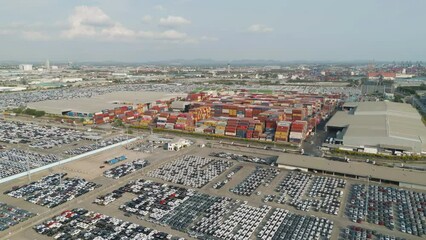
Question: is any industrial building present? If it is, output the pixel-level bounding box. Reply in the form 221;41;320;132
164;139;192;151
361;80;395;96
326;101;426;154
18;64;33;71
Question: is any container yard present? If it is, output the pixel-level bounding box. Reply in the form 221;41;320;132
54;90;341;145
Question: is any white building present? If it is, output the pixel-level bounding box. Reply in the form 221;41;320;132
19;64;33;71
164;139;191;151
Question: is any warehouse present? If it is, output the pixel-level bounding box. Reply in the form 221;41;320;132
326;101;426;154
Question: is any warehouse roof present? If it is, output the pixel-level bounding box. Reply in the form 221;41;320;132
326;101;426;153
277;154;426;187
170;101;190;110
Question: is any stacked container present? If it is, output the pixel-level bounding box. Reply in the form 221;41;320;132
289;120;308;143
275;121;291;142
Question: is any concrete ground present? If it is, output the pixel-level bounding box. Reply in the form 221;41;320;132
0;143;425;240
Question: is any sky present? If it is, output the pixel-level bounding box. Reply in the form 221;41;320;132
0;0;425;62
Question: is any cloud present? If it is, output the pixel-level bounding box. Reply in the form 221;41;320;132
154;5;165;11
60;6;196;43
62;6;117;38
0;29;15;35
0;28;51;41
142;15;153;23
247;24;274;33
21;31;51;41
200;36;219;41
159;16;191;27
1;5;199;44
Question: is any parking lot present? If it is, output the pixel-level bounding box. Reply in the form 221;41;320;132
103;159;149;179
230;166;280;196
346;184;426;237
33;208;184;240
64;135;130;156
0;144;425;240
0;149;60;179
148;155;233;188
340;225;407;240
0;202;35;232
5;173;100;208
210;152;278;165
0;120;93;149
275;171;346;215
1;83;196;110
258;208;333;239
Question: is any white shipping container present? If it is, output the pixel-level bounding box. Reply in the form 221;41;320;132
222;109;229;113
218;121;227;126
289;132;303;139
215;130;225;135
195;127;205;133
277;121;292;126
363;147;378;154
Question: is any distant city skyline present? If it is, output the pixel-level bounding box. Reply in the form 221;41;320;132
0;0;425;62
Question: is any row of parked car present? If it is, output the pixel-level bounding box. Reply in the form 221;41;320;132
118;179;194;221
103;159;149;179
94;192;123;206
346;184;426;237
98;177;340;240
210;152;277;165
188;197;237;238
231;166;280;196
148;155;233;188
0;148;60;179
161;193;228;232
0;83;197;109
0;120;88;149
258;208;334;240
213;166;243;189
0;202;35;231
64;136;130;155
341;225;406;240
6;173;100;208
33;208;183;240
214;203;271;240
275;171;346;215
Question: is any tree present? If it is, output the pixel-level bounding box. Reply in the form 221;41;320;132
112;119;124;127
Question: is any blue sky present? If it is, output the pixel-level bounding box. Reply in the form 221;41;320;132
0;0;425;62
